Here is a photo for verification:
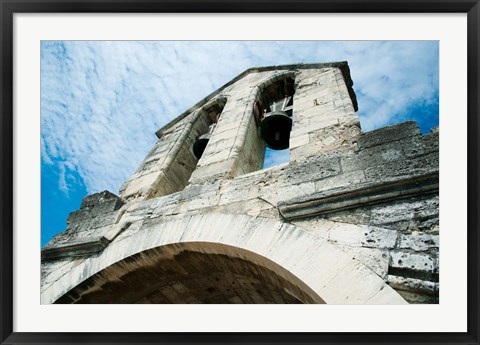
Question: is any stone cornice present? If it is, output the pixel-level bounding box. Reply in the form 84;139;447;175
278;172;439;220
41;236;110;261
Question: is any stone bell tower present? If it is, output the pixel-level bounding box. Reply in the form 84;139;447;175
41;62;439;304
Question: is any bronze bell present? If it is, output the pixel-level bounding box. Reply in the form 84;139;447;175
193;123;216;159
258;111;292;150
258;96;293;150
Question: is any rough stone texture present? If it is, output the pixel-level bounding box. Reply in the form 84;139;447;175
278;172;438;220
41;62;439;305
42;191;127;260
290;69;360;162
41;213;405;305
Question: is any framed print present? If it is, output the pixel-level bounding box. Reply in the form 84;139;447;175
1;1;479;344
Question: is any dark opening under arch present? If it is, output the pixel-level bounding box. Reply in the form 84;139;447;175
55;242;324;304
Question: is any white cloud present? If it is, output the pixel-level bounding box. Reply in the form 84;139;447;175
264;149;290;169
57;162;68;194
41;41;438;195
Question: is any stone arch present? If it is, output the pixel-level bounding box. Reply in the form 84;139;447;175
191;95;228;126
41;212;407;304
246;71;297;126
55;242;324;304
255;71;297;94
190;95;229;159
202;95;228;110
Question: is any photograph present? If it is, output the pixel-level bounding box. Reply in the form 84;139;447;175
1;4;478;344
40;41;439;305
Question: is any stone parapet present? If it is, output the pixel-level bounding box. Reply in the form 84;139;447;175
42;191;127;260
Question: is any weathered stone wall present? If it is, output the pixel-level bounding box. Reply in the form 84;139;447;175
41;62;439;304
290;67;360;162
119;117;193;200
42;191;126;260
41;212;407;305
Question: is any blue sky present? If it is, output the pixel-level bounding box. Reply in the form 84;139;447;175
41;41;439;246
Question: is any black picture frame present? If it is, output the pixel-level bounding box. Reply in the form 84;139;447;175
1;1;479;344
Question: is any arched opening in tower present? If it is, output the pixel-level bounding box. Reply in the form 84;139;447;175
54;242;324;304
191;101;226;160
148;99;227;199
254;77;295;169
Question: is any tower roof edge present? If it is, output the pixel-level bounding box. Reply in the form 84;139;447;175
155;61;357;138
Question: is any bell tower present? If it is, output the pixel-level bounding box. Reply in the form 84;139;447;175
118;62;360;200
42;62;439;305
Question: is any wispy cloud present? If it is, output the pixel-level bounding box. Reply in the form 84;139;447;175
41;41;438;196
57;162;68;194
264;149;290;169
